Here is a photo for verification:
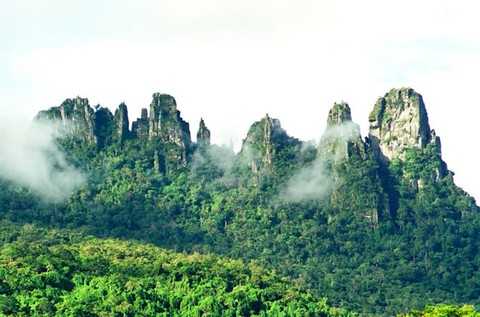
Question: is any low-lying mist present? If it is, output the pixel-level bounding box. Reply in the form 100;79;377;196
280;121;361;202
191;144;237;185
0;116;85;202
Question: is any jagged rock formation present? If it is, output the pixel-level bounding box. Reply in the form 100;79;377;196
37;97;97;144
114;103;130;144
240;114;299;174
148;93;191;171
37;98;130;149
368;88;448;186
369;88;433;161
319;102;367;161
132;108;149;139
93;107;114;148
196;119;211;148
33;88;475;203
327;102;353;127
37;93;193;173
17;87;480;317
319;102;385;226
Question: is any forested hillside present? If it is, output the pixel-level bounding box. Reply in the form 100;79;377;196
0;223;353;316
1;87;479;316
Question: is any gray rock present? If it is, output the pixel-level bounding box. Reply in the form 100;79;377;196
368;88;449;188
148;93;191;171
368;88;432;161
93;106;114;148
327;102;353;127
240;114;299;175
319;102;367;161
114;103;130;144
196;118;211;148
37;97;96;144
132;108;149;140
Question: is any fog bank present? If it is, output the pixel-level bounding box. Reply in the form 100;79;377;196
0;116;85;202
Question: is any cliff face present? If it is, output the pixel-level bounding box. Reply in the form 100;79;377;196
196;119;211;148
93;107;114;148
36;93;197;173
327;102;353;127
34;88;475;206
36;98;131;149
319;102;385;226
368;88;448;185
148;93;192;171
114;103;130;144
369;88;432;161
132;108;149;139
37;97;97;144
240;114;299;175
319;102;367;161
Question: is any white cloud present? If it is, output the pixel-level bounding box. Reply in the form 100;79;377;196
0;115;85;202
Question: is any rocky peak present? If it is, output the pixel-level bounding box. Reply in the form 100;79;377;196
36;96;96;144
36;94;192;169
319;102;366;161
327;102;352;127
114;103;130;144
368;88;451;191
93;107;115;149
320;102;384;226
368;88;433;161
241;114;297;174
196;118;211;148
148;93;192;170
132;108;149;139
141;108;148;119
149;94;177;139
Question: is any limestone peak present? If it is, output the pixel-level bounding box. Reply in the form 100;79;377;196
327;102;352;127
197;118;211;147
114;103;130;144
36;96;96;144
319;102;366;161
148;93;191;170
368;87;432;161
241;115;298;174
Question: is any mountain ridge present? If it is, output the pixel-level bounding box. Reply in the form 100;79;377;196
8;86;477;315
36;87;477;208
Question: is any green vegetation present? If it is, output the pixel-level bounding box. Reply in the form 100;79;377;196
1;136;478;315
2;94;480;315
0;223;350;317
402;305;480;317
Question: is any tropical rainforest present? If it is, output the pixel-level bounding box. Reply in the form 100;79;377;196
0;87;479;316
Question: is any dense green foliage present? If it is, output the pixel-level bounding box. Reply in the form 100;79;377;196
1;124;479;315
402;304;480;317
0;222;350;317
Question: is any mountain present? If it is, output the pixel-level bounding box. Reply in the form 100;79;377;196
1;87;479;316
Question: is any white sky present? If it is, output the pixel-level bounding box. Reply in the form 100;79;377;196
1;0;479;201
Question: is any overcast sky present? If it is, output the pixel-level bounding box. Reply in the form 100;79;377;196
1;0;479;201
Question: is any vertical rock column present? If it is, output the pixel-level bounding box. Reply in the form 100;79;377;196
148;93;192;172
318;102;366;161
196;118;211;148
114;103;130;144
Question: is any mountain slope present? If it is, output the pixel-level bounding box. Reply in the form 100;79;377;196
0;222;351;317
1;88;479;315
